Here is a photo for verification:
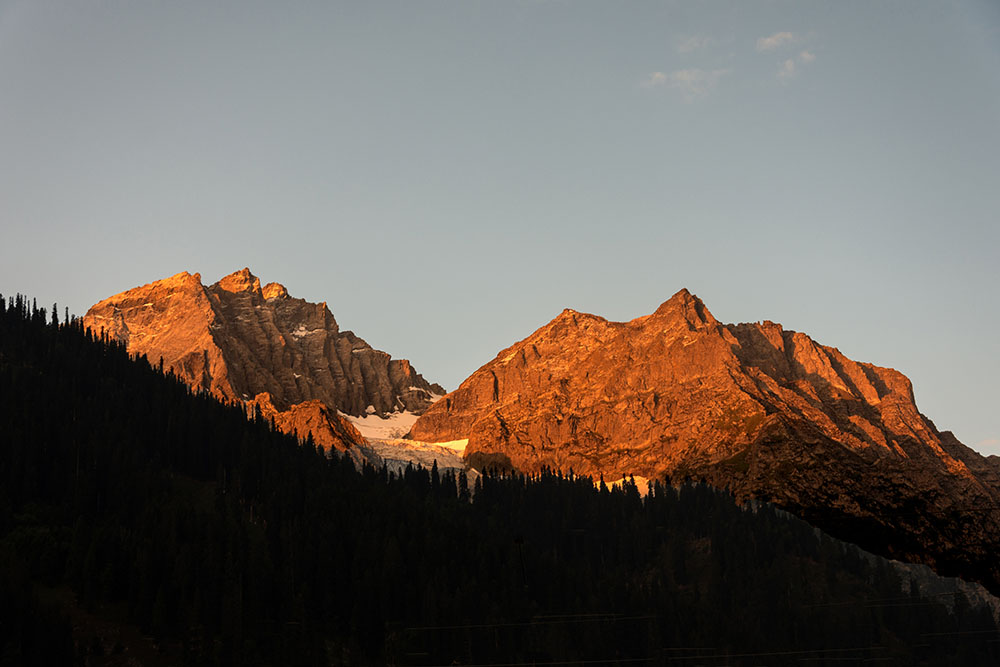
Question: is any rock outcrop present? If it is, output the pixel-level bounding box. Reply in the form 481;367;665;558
410;289;1000;592
85;268;444;452
248;392;363;453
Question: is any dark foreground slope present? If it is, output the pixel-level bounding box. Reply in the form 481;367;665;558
1;295;998;666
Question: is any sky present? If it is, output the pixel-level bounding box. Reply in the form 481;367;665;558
1;1;998;454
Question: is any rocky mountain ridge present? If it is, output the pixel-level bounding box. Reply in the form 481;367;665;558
84;268;443;453
410;289;1000;592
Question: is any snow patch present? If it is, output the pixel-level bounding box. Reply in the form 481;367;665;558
434;439;469;453
291;324;321;339
365;438;467;473
342;409;468;452
343;409;419;439
603;475;651;496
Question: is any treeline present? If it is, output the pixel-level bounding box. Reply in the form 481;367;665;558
1;293;998;666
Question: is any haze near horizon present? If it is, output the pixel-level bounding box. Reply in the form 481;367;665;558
1;1;998;453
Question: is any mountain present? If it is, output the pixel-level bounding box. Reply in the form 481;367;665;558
84;268;444;453
410;288;1000;592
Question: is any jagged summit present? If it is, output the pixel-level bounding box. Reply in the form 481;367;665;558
538;290;717;337
411;291;1000;592
653;287;696;312
160;270;202;287
263;282;289;300
546;307;608;329
413;290;945;469
84;269;444;453
650;288;717;327
216;267;262;294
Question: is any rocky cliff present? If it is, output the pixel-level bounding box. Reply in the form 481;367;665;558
410;289;1000;592
85;268;444;452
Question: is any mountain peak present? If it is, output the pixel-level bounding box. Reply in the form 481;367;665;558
651;288;717;327
215;268;261;294
86;268;444;423
159;270;202;289
263;282;289;300
545;307;609;331
409;294;1000;593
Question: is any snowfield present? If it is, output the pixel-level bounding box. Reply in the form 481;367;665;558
364;438;468;473
342;409;470;474
342;410;421;440
604;476;652;496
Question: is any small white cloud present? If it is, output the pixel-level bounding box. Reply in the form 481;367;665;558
776;50;815;81
676;35;712;53
644;68;731;102
756;31;797;52
778;58;797;80
642;72;669;88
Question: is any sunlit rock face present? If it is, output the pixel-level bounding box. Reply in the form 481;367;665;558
411;289;1000;592
84;268;444;452
248;392;365;454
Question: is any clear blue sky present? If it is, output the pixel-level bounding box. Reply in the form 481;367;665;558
2;1;998;454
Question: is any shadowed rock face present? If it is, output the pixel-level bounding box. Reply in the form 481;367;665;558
410;289;1000;592
84;268;444;452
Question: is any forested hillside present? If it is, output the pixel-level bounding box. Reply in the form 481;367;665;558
1;294;998;666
